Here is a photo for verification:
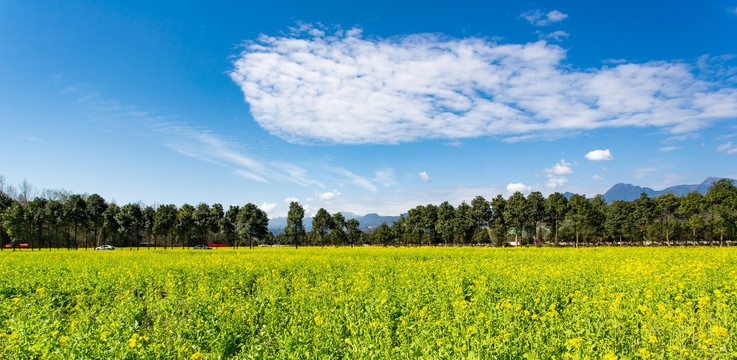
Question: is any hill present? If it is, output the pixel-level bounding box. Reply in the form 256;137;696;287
602;177;734;202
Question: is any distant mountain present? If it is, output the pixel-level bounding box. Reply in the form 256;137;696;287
602;177;734;202
269;213;400;234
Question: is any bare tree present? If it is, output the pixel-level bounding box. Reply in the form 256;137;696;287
17;179;36;205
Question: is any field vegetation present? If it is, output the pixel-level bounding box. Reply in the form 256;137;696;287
1;247;736;359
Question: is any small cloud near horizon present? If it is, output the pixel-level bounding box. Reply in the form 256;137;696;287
259;202;277;213
506;183;532;193
418;171;430;183
316;189;342;201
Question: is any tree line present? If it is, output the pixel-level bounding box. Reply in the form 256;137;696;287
1;176;736;249
0;177;270;250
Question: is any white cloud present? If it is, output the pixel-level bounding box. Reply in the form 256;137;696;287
585;149;614;161
507;183;531;193
231;26;737;144
546;10;569;23
545;177;568;188
373;168;398;187
259;202;278;213
541;159;573;188
418;171;430;183
521;10;569;26
316;189;342;201
592;174;603;181
545;159;573;176
659;146;681;152
717;141;737;154
284;197;299;203
542;30;570;42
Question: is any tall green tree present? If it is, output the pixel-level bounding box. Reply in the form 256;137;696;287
101;203;121;247
453;202;474;244
26;197;48;249
0;192;13;249
142;206;156;248
588;195;607;244
391;215;406;245
193;203;212;246
117;203;142;249
222;205;240;247
605;200;633;245
374;222;392;246
471;196;492;229
406;206;425;246
567;194;590;247
86;194;108;248
436;201;455;245
545;192;568;246
505;192;528;246
679;191;705;245
2;202;26;248
238;203;269;249
632;193;657;245
656;193;680;246
490;195;508;246
176;204;195;248
331;212;346;246
421;204;438;245
527;192;546;243
704;179;737;246
346;218;361;247
285;202;305;249
312;208;332;247
210;204;224;244
63;194;87;249
154;204;177;249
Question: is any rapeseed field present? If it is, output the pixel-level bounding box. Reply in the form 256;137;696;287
0;247;735;359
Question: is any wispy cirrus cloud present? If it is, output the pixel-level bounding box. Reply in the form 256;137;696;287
521;10;568;26
230;25;737;145
659;146;681;152
717;141;737;154
373;168;398;187
332;167;378;192
153;122;324;187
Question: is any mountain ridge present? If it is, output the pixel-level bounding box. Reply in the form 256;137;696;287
602;177;733;202
269;213;400;234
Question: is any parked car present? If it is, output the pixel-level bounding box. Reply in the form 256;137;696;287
193;245;212;250
95;245;115;250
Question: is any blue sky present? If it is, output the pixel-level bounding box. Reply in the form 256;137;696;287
1;0;736;217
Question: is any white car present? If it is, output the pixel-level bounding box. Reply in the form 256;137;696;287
95;245;115;250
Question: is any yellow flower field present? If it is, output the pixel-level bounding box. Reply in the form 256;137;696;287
1;247;735;359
